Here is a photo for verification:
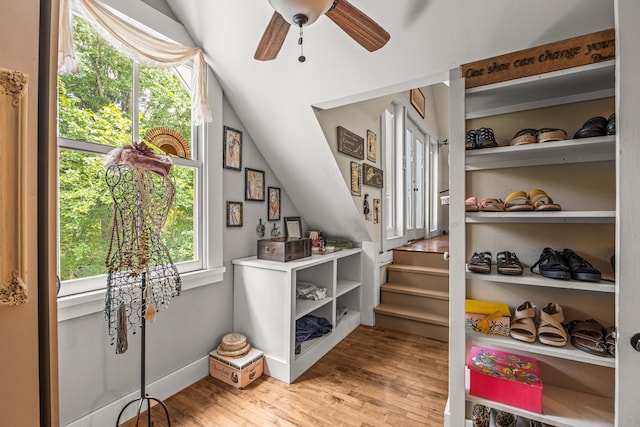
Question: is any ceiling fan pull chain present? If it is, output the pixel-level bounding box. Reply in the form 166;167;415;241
298;24;306;63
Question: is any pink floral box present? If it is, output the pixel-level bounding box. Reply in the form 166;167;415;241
465;312;510;336
467;346;543;413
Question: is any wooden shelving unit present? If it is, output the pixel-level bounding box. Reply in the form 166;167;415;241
233;248;362;384
448;60;617;426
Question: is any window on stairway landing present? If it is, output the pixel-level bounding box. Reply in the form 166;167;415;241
57;16;203;296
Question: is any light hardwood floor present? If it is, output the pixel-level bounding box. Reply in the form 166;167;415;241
123;326;449;427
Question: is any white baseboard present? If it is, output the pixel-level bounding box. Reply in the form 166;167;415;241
64;356;209;427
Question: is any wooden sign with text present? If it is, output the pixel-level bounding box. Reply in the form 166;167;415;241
461;28;615;88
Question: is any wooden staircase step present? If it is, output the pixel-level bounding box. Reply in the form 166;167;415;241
374;304;449;327
374;304;449;341
381;283;449;301
392;250;449;269
387;264;449;277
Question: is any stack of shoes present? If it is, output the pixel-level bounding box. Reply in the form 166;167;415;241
466;127;498;149
510;128;567;146
574;114;615;139
216;332;251;357
530;247;601;282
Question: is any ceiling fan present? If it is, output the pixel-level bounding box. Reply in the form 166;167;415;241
255;0;390;61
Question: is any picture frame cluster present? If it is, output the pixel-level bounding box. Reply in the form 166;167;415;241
223;126;281;228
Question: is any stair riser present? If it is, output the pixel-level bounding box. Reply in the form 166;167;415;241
380;292;449;316
387;271;449;292
375;314;449;342
393;251;449;269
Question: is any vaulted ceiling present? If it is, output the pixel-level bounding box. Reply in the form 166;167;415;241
165;0;614;242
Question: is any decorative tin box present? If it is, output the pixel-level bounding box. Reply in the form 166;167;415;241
467;346;543;413
209;347;264;389
257;237;311;262
465;312;511;336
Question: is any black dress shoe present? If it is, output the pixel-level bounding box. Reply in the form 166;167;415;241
562;248;601;282
531;247;571;280
574;116;607;139
606;113;616;135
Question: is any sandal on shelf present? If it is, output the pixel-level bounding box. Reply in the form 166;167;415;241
605;325;616;357
509;301;537;343
531;247;571;280
466;196;479;212
477;127;498;148
537;128;567;143
538;302;568;347
497;251;523;275
504;191;534;211
529;189;561;211
479;198;505;212
468;252;492;274
567;319;608;357
510;128;538;146
466;130;478;150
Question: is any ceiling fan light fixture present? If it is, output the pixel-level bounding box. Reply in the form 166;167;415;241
268;0;335;25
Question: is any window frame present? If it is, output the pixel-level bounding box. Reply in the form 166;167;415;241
57;40;206;298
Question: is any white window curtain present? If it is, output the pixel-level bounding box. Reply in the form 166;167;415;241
58;0;212;125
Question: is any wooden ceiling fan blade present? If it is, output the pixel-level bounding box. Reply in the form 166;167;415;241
255;12;290;61
326;0;390;52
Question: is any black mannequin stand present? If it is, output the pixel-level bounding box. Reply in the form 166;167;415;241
115;276;171;426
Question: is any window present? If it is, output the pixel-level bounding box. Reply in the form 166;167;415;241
405;117;427;240
57;17;203;296
382;101;404;249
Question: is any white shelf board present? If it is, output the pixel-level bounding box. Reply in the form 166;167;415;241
465;61;615;118
295;296;332;320
465;383;614;427
465;136;615;170
466;270;616;293
336;279;360;297
232;247;361;272
466;331;615;368
466;210;615;224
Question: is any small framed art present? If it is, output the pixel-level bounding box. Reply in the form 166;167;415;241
245;168;265;201
367;130;377;162
226;201;243;227
350;161;362;196
284;216;302;239
363;163;384;188
223;126;242;170
268;187;281;221
410;88;425;119
337;126;365;160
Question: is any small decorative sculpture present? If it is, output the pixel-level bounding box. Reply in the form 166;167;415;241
256;218;265;237
363;194;371;221
271;223;281;237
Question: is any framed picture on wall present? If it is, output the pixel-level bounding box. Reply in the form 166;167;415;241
223;126;242;170
367;130;377;162
245;168;265;201
337;126;365;159
284;216;302;238
373;198;381;224
363;163;384;188
267;187;281;221
410;88;425;119
226;201;243;227
350;161;362;196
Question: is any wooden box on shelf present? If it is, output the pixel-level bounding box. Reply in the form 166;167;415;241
209;347;264;389
467;345;543;413
257;237;311;262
